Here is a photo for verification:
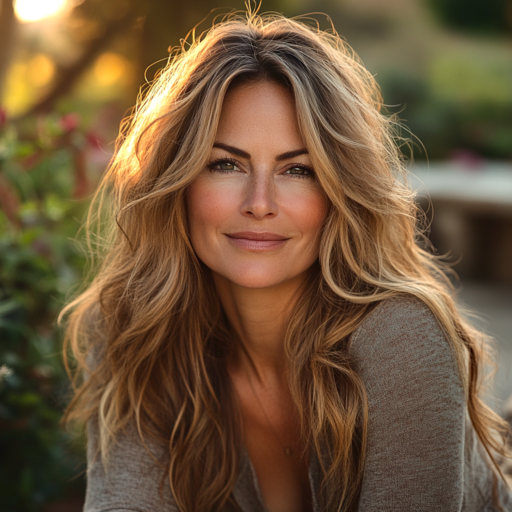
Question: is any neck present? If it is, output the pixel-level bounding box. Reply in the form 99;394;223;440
212;270;311;382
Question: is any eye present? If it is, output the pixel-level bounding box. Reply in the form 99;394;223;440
207;158;241;173
283;164;315;178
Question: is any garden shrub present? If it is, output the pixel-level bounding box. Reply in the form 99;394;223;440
0;111;98;511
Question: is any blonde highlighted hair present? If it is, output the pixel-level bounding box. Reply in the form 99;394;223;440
60;8;510;512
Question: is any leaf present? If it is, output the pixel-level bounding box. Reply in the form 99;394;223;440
0;300;19;317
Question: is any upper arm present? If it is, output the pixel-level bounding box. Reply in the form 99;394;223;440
350;296;466;512
82;310;177;512
84;418;178;512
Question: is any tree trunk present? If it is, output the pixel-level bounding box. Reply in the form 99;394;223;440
0;0;17;103
25;7;139;116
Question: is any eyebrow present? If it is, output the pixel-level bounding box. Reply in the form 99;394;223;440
213;142;308;162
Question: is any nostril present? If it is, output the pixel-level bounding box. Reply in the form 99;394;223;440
242;207;277;220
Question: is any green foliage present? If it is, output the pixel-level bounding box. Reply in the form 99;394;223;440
0;112;91;511
427;0;510;34
379;62;512;160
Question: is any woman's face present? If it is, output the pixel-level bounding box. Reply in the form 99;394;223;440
186;80;328;289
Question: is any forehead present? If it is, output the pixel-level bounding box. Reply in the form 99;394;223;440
214;81;305;154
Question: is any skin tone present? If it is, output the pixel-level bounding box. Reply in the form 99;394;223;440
186;81;328;512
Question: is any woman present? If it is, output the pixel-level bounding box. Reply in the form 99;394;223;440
60;10;512;512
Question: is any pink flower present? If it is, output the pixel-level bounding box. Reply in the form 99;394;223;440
86;131;103;149
59;113;80;133
0;107;6;128
450;149;483;171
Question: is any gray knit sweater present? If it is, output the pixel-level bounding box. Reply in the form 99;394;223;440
84;295;512;511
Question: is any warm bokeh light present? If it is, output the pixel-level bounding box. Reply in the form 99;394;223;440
14;0;67;23
94;53;128;86
28;55;56;87
3;62;31;115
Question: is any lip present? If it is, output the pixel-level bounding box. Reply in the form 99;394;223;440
226;231;289;250
228;231;288;241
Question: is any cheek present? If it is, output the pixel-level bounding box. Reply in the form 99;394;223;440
281;186;328;239
186;177;238;246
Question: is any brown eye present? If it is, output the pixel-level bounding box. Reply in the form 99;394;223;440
207;158;241;173
218;161;237;171
284;165;314;178
287;167;308;175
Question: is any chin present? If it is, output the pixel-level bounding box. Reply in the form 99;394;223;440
217;264;292;289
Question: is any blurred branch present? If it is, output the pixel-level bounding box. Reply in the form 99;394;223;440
0;0;17;102
24;8;138;117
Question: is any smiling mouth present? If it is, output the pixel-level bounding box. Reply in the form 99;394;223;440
226;231;289;250
228;231;288;241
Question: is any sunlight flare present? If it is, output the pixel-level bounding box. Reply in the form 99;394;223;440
15;0;67;23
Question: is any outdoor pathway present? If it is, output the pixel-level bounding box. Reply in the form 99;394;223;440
458;281;512;414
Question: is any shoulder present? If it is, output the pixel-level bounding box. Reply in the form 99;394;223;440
349;293;463;400
351;293;447;348
350;293;453;364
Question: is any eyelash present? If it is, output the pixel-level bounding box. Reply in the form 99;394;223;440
206;157;315;179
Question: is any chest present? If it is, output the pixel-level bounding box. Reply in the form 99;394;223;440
234;378;313;512
243;420;313;512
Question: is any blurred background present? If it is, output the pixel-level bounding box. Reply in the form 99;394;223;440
0;0;510;510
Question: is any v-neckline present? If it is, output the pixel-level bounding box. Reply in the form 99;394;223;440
232;445;320;512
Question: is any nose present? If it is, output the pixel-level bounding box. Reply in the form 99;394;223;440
240;171;278;220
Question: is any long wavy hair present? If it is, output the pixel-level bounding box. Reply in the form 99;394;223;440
59;9;511;512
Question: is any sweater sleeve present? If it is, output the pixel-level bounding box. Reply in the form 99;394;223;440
82;308;178;512
350;295;466;512
84;417;178;512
